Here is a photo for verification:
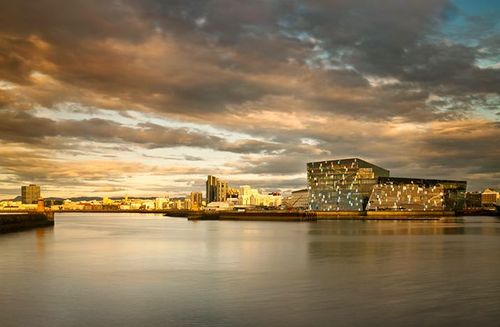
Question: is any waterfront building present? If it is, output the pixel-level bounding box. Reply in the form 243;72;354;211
307;158;390;211
102;197;115;205
154;197;169;210
465;192;482;209
206;175;228;204
481;188;499;207
367;177;467;211
205;201;233;211
238;185;282;207
21;184;41;204
189;192;203;211
289;189;309;209
141;200;156;210
227;187;239;202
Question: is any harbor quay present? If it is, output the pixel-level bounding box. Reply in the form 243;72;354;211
0;207;491;234
187;210;457;221
0;211;54;234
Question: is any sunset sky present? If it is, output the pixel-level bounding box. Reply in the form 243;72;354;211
0;0;499;198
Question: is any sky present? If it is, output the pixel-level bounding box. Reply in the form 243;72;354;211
0;0;499;198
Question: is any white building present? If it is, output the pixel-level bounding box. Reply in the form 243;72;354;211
238;185;282;207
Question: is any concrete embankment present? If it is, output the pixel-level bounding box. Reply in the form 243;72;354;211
364;210;453;220
316;211;365;220
0;212;54;234
314;211;449;220
187;210;455;221
48;209;191;217
188;211;317;222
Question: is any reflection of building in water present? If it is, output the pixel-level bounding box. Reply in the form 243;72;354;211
307;158;390;211
307;221;466;262
367;177;466;211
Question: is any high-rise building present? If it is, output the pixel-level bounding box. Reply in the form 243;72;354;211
367;177;467;211
21;184;41;204
307;158;390;211
206;175;228;204
189;192;203;210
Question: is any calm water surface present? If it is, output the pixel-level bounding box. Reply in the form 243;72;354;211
1;213;500;326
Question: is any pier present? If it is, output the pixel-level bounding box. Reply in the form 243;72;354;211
0;211;54;234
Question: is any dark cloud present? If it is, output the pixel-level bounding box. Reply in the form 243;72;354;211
0;0;488;121
0;109;281;154
0;35;48;85
0;90;12;107
0;0;499;195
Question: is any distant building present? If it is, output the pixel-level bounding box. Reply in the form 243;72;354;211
367;177;467;211
21;184;41;204
307;158;390;211
189;192;203;211
238;185;282;207
154;197;169;210
205;201;233;211
465;192;482;209
226;187;239;202
102;197;115;205
206;175;228;203
481;188;499;206
289;189;308;209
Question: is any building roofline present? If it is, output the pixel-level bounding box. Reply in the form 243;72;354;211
378;176;467;184
306;157;389;172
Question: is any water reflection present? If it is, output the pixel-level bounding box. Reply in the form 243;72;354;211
308;220;469;236
35;227;54;256
0;214;499;327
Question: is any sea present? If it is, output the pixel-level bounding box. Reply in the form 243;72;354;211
1;213;499;326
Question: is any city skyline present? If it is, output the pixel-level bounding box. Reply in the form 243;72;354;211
1;0;499;199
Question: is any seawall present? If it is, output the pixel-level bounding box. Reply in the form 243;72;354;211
0;212;54;234
188;211;317;221
187;210;454;221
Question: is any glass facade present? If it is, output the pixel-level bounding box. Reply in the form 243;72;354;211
307;158;390;211
367;177;467;211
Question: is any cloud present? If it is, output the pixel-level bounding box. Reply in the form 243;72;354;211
0;109;282;154
0;0;499;196
0;0;489;121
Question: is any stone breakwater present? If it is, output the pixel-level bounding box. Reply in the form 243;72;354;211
0;212;54;234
